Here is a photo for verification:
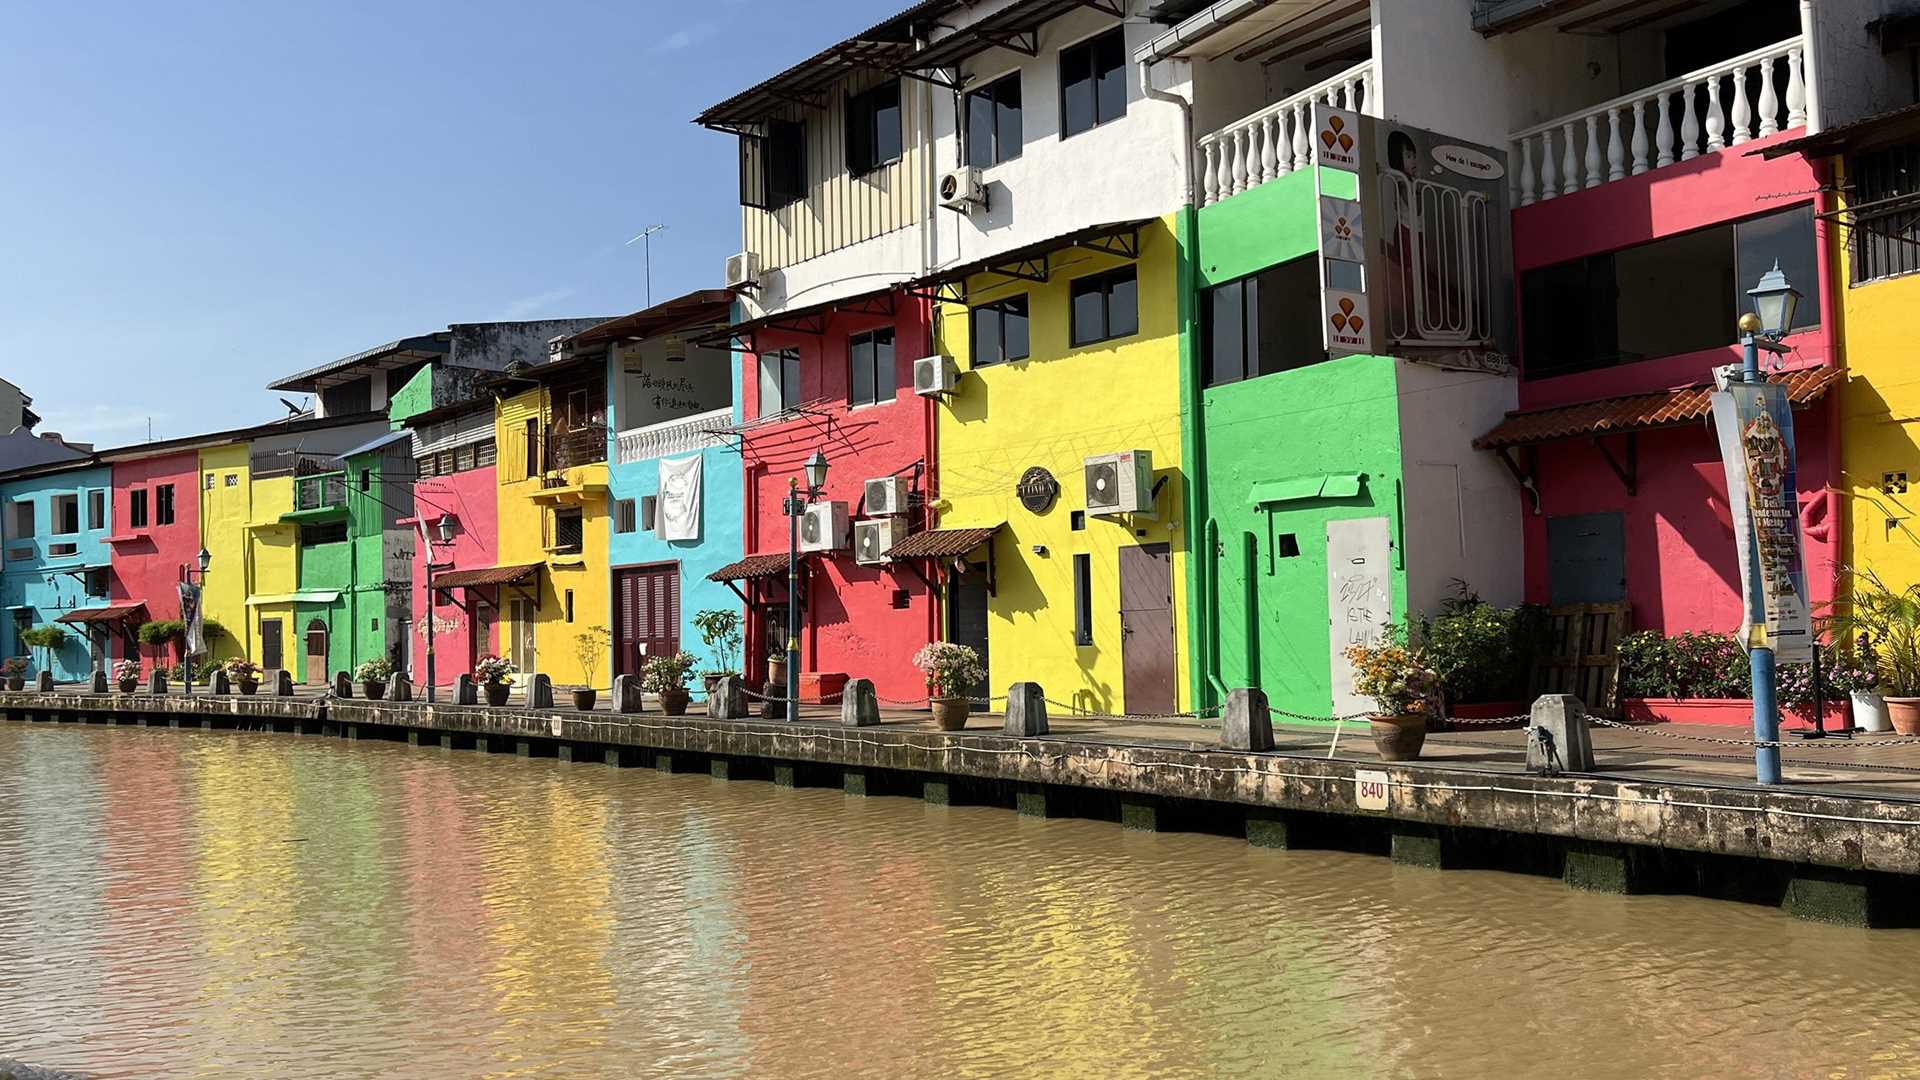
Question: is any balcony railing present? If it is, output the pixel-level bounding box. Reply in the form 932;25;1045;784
1510;36;1806;206
545;423;609;472
614;407;731;465
1197;60;1375;208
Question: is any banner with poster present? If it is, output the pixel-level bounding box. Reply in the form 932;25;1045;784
178;581;206;660
1710;382;1812;662
657;454;703;542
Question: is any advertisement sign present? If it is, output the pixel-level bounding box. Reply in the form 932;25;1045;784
1314;107;1361;170
178;581;206;660
1711;382;1812;662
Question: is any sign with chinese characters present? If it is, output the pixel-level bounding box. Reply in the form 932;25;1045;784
1319;196;1366;263
1711;382;1812;662
1325;291;1371;354
1017;466;1059;514
1326;516;1393;720
1314;107;1361;170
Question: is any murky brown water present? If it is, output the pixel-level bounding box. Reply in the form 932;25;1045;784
1;724;1918;1079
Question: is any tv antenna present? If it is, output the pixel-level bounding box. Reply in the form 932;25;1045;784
626;224;667;307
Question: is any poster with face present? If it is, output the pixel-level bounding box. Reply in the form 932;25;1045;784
1710;382;1811;662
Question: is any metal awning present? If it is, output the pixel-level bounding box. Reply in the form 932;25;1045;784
709;553;798;583
697;288;898;347
561;290;737;350
1250;474;1363;506
905;0;1122;70
338;429;413;460
267;334;449;394
1755;102;1920;161
1474;367;1841;451
886;525;1001;560
56;603;148;626
906;219;1150;304
693;3;947;129
434;563;541;589
246;590;341;607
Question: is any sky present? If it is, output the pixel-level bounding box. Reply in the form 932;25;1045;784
0;0;900;445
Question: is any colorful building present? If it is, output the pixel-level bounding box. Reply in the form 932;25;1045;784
402;399;502;689
102;442;207;674
1;460;114;681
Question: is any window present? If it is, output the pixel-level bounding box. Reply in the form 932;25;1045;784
640;495;658;532
614;498;637;534
359;469;372;492
3;500;32;541
966;73;1023;168
1072;554;1093;646
51;494;78;535
565;589;575;624
454;443;476;473
474;438;497;468
437;450;455;476
1070;267;1139;346
1274;533;1301;558
760;347;802;414
11;612;28;656
224;474;238;487
742;119;808;210
128;489;148;529
1060;28;1126;138
204;473;216;491
85;568;108;598
849;328;895;406
552;508;584;555
154;484;175;527
1203;255;1325;386
415;454;437;479
1070;510;1086;531
846;80;903;176
86;490;105;532
300;522;348;546
48;542;77;558
1522;206;1817;380
1849;143;1920;284
971;296;1030;367
524;418;540;478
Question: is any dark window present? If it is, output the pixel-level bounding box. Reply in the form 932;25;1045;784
565;589;575;624
523;418;540;478
1275;533;1301;558
846;81;903;176
965;73;1023;168
761;347;802;413
128;489;148;530
553;508;583;556
1072;554;1093;646
154;484;175;527
614;499;637;534
1522;206;1817;380
1849;142;1920;284
1060;28;1127;138
359;469;371;492
1070;267;1139;347
766;120;807;208
1203;255;1326;386
301;522;347;546
322;377;372;417
86;490;105;532
51;495;78;535
1070;510;1086;532
971;296;1030;366
415;454;436;479
85;569;108;598
474;438;497;468
849;328;895;406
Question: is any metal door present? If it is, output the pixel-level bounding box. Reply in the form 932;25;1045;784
1547;512;1627;605
949;568;990;702
615;565;680;677
304;619;329;686
472;603;495;670
260;618;283;673
1327;517;1393;719
1119;544;1176;716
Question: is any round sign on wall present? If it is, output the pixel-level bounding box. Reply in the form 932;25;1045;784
1016;467;1059;514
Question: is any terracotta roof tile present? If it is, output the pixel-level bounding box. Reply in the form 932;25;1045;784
708;553;796;583
1474;367;1841;450
886;525;1001;560
56;603;148;625
434;563;542;589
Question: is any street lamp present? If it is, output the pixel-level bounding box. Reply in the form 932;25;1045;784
181;547;211;697
783;450;829;722
423;514;457;704
1747;260;1802;342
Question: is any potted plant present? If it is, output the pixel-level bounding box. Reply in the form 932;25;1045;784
1828;639;1888;733
112;659;141;693
571;625;610;711
223;657;261;695
643;651;697;716
3;657;27;691
474;655;515;707
693;608;743;697
1345;634;1440;761
354;657;393;700
19;625;69;680
1827;569;1920;735
766;642;788;693
1411;586;1548;726
913;641;985;731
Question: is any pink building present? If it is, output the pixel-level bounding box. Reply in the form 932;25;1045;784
400;401;501;690
102;446;203;673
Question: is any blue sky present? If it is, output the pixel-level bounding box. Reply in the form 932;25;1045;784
0;0;897;444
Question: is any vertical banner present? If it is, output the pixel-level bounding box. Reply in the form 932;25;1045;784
178;581;206;660
1314;105;1373;359
1711;382;1812;662
657;454;703;542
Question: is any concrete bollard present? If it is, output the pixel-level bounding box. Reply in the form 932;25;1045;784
35;671;52;692
1221;687;1275;751
710;675;749;720
1527;694;1594;774
614;674;644;714
390;675;413;702
90;669;109;695
148;670;167;695
274;669;295;697
1003;682;1048;737
210;668;231;695
455;673;477;706
333;672;352;699
841;678;880;726
524;673;554;709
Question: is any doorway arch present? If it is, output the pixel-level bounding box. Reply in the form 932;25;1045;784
305;618;329;686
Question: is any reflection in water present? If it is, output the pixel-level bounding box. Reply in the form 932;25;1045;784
0;724;1917;1079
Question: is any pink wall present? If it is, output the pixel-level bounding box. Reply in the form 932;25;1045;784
742;295;937;703
109;450;201;672
408;464;499;690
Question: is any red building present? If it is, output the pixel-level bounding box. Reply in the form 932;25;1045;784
401;401;502;689
100;446;204;673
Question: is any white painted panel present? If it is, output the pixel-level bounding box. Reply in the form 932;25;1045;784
1327;516;1393;719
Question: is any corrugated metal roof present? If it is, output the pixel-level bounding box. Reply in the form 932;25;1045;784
561;290;736;350
1474;367;1842;450
886;525;1000;560
693;1;953;129
337;429;413;460
266;334;450;393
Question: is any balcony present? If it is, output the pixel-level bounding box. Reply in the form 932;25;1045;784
614;407;730;466
1197;60;1375;208
1509;36;1807;206
544;423;609;472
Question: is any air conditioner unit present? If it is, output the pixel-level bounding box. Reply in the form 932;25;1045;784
939;166;986;213
854;517;904;566
864;476;909;517
798;501;850;553
913;354;960;397
1084;450;1156;517
725;250;760;290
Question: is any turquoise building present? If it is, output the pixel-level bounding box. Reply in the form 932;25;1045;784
1;460;117;682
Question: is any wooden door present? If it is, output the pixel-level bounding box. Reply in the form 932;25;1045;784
949;568;990;702
304;619;328;686
472;603;495;670
614;565;680;677
260;618;284;673
1118;544;1175;716
509;598;535;679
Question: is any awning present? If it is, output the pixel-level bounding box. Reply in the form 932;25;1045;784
267;334;449;394
561;290;736;350
709;553;796;583
697;288;898;346
904;0;1105;70
337;429;413;460
886;525;1001;560
1474;367;1842;450
246;590;342;606
693;3;944;129
56;603;148;626
907;219;1151;304
1250;474;1363;506
1754;101;1920;160
434;563;541;589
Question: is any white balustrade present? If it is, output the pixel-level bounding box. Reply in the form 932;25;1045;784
614;407;731;466
1195;60;1375;207
1508;37;1806;207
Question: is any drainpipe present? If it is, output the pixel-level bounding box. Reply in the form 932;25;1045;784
1799;0;1823;132
1203;518;1228;700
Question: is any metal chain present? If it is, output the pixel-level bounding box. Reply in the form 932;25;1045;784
1587;713;1920;752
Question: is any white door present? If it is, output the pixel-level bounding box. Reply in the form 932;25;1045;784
509;598;536;680
1327;516;1393;719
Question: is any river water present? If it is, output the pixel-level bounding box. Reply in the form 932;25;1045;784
1;724;1917;1079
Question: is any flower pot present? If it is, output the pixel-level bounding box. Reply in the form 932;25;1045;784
484;681;511;707
767;657;788;690
1852;690;1892;734
571;688;597;712
1885;696;1920;736
930;696;971;731
117;679;138;694
5;676;22;692
1369;713;1427;761
237;679;259;696
362;680;387;701
659;688;690;716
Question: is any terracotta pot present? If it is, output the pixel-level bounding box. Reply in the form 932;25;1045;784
362;680;387;701
659;688;690;716
930;696;970;731
1369;713;1427;761
484;681;511;707
767;657;788;689
1885;696;1920;736
117;679;138;694
571;688;597;712
6;676;23;692
237;679;259;696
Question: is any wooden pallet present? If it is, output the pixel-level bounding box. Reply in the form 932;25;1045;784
1530;602;1631;717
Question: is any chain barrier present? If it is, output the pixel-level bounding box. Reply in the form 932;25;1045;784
1586;713;1920;753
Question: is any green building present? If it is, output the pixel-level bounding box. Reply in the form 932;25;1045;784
280;431;415;681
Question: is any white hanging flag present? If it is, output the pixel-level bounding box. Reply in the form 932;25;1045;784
657;454;702;541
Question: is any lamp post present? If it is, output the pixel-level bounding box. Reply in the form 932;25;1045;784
1738;261;1800;786
783;450;830;722
423;514;456;704
181;546;211;698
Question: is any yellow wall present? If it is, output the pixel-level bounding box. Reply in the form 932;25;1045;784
934;216;1189;714
243;474;300;669
197;445;251;664
494;388;612;689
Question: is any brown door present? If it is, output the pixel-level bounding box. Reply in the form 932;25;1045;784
1118;544;1175;715
260;618;284;672
472;603;495;670
305;619;328;686
614;565;680;677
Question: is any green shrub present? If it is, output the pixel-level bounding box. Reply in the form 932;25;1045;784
1618;630;1749;699
137;620;184;646
1410;589;1550;704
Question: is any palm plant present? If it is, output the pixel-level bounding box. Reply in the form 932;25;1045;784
1826;569;1920;697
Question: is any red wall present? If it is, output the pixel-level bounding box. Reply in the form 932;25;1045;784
409;464;499;690
109;450;201;672
742;294;936;703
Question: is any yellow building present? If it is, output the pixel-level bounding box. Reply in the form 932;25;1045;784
197;444;252;667
491;366;612;690
930;216;1189;715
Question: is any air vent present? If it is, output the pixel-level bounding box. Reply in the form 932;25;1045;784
913;355;959;396
864;476;908;517
1083;450;1155;516
854;518;903;566
798;501;850;553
